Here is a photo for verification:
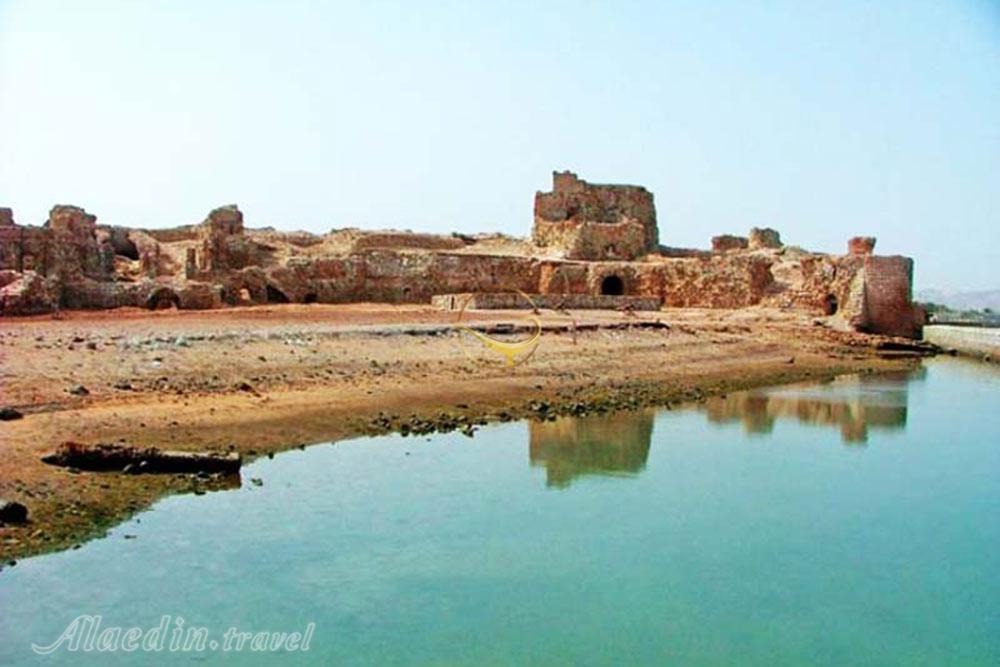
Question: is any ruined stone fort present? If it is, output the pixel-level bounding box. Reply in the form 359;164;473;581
0;171;922;337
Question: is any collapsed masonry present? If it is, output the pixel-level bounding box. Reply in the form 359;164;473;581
0;171;924;338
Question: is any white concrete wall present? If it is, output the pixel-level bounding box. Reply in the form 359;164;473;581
924;325;1000;359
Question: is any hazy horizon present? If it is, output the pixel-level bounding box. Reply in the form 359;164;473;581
1;1;997;291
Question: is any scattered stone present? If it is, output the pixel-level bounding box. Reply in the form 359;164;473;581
0;499;28;523
68;384;90;396
0;407;23;421
250;477;263;487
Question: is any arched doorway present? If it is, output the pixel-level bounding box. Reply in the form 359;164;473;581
824;293;839;316
146;288;180;310
600;275;625;296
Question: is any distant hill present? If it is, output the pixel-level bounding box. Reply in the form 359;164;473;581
916;289;1000;312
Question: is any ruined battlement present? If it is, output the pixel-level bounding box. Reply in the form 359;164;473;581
533;171;658;260
0;172;924;338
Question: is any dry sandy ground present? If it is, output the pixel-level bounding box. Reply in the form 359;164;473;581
0;303;921;560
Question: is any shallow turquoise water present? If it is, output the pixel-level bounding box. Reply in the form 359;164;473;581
1;358;998;665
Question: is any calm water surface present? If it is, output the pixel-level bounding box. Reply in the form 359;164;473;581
1;358;998;665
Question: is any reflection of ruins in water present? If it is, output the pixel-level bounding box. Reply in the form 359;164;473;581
529;410;655;488
527;368;924;486
701;368;926;444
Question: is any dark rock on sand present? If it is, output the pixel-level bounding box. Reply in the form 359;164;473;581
0;499;28;523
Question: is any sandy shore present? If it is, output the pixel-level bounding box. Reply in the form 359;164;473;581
0;303;923;560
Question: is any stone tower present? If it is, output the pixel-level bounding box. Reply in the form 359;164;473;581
532;171;658;260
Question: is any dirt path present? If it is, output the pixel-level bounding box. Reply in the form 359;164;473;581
0;304;920;560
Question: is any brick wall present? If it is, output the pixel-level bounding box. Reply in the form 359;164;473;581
861;256;922;338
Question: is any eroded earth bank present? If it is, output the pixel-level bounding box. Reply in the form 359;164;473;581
0;303;931;561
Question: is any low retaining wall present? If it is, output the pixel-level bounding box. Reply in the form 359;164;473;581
432;292;662;311
923;325;1000;360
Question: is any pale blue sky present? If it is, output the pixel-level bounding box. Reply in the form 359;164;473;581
1;1;997;290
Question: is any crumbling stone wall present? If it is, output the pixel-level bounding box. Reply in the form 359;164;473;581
748;227;782;250
350;232;467;253
432;292;661;311
354;252;539;303
0;270;58;315
45;206;111;281
792;255;865;316
0;172;924;339
652;256;774;308
538;261;590;295
196;205;275;274
62;280;146;310
711;235;749;252
534;255;773;308
765;250;922;338
0;223;50;274
848;236;876;255
533;171;658;260
0;225;25;270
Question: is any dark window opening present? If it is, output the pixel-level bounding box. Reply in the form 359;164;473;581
266;285;289;303
601;275;625;296
115;240;139;261
824;293;839;316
